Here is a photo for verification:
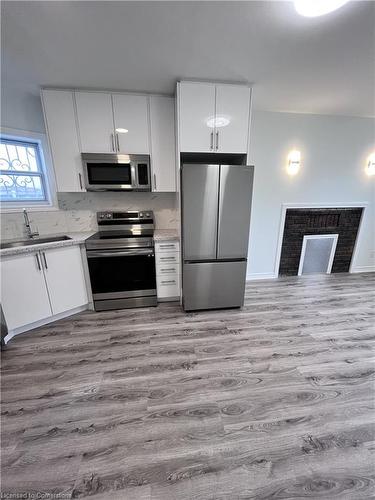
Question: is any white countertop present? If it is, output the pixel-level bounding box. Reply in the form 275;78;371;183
1;229;180;257
0;231;95;257
153;229;179;241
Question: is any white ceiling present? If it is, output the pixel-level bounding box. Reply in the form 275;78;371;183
2;1;375;117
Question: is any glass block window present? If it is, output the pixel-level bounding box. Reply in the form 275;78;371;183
0;138;48;202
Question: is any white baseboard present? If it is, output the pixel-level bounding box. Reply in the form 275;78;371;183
350;265;375;274
4;304;88;344
246;272;277;281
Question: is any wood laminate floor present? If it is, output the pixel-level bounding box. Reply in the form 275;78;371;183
1;273;375;499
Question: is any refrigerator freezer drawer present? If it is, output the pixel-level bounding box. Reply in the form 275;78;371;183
183;260;247;311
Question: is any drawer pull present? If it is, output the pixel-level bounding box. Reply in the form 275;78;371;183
161;268;176;271
160;256;175;261
159;244;176;248
161;280;176;285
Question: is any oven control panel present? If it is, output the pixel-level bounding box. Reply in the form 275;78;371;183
97;211;154;223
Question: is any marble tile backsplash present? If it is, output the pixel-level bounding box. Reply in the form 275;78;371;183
1;192;178;240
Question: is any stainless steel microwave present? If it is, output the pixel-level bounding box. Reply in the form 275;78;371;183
81;153;151;191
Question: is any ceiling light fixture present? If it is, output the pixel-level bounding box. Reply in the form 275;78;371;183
294;0;350;17
116;128;128;133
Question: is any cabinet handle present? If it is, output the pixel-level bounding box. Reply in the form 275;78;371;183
35;253;41;271
159;244;175;248
210;132;214;151
78;173;83;190
160;257;175;261
116;133;120;152
111;134;115;152
161;280;176;285
153;173;157;190
216;131;219;151
161;268;175;271
42;252;48;269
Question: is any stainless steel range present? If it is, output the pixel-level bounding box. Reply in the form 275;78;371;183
85;211;157;311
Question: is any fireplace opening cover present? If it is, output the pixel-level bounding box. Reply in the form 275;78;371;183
298;234;339;275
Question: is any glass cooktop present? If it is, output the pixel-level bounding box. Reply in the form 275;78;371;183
88;229;154;240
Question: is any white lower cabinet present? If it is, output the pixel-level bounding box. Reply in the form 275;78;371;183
41;246;88;315
155;240;180;301
1;252;52;330
1;246;88;333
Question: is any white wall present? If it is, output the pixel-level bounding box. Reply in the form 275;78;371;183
247;110;375;278
1;85;46;134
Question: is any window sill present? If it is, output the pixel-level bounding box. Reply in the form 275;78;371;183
0;204;59;214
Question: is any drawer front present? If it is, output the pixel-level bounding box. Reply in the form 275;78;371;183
155;241;179;253
156;262;180;276
156;251;179;265
156;275;180;298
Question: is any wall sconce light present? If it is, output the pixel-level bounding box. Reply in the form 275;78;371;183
287;150;301;176
366;153;375;176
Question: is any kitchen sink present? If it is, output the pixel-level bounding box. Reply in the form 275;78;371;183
0;235;72;250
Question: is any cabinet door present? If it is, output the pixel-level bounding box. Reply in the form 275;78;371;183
75;92;115;153
215;85;251;154
42;246;88;315
179;82;216;153
0;253;51;330
42;90;84;192
150;96;176;192
112;94;149;154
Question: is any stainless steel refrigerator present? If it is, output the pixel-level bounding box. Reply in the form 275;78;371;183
182;163;254;311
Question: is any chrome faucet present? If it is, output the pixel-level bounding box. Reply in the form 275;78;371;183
23;208;39;239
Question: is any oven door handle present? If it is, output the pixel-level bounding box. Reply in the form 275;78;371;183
87;249;154;258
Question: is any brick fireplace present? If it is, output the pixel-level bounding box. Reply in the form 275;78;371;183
278;207;363;276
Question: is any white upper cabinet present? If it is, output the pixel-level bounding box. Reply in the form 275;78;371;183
215;85;251;154
42;246;88;316
179;82;216;153
150;96;176;192
75;92;150;154
42;88;177;192
112;94;149;154
178;81;251;154
0;253;52;331
41;89;84;192
75;92;115;153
